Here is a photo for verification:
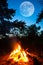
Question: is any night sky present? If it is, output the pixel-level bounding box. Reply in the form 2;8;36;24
8;0;43;30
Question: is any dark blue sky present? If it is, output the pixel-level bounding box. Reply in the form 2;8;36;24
8;0;43;30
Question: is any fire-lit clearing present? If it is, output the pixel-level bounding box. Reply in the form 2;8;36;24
9;44;29;63
0;43;42;65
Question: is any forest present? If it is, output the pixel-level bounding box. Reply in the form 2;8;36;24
0;0;43;65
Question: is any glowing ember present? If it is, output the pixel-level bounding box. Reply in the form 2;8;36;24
9;44;29;62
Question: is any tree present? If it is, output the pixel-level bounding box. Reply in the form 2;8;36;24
40;30;43;37
11;20;28;36
27;24;40;36
0;21;12;35
0;0;15;35
36;10;43;23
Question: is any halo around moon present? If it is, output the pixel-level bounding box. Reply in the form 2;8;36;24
20;1;34;17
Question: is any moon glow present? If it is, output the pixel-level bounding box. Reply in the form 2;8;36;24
20;1;34;17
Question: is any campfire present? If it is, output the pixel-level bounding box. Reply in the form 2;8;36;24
8;43;30;65
0;42;35;65
0;39;42;65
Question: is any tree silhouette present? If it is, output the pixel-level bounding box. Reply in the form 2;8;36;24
40;30;43;37
0;0;15;35
0;21;12;35
12;20;27;36
36;10;43;23
27;24;40;37
36;10;43;38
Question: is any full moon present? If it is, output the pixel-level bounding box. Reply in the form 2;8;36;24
20;1;34;17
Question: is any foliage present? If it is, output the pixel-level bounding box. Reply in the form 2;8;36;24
0;0;15;35
27;24;40;36
0;0;43;37
12;20;28;36
36;10;43;23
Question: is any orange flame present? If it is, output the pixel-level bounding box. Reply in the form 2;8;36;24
9;44;29;62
